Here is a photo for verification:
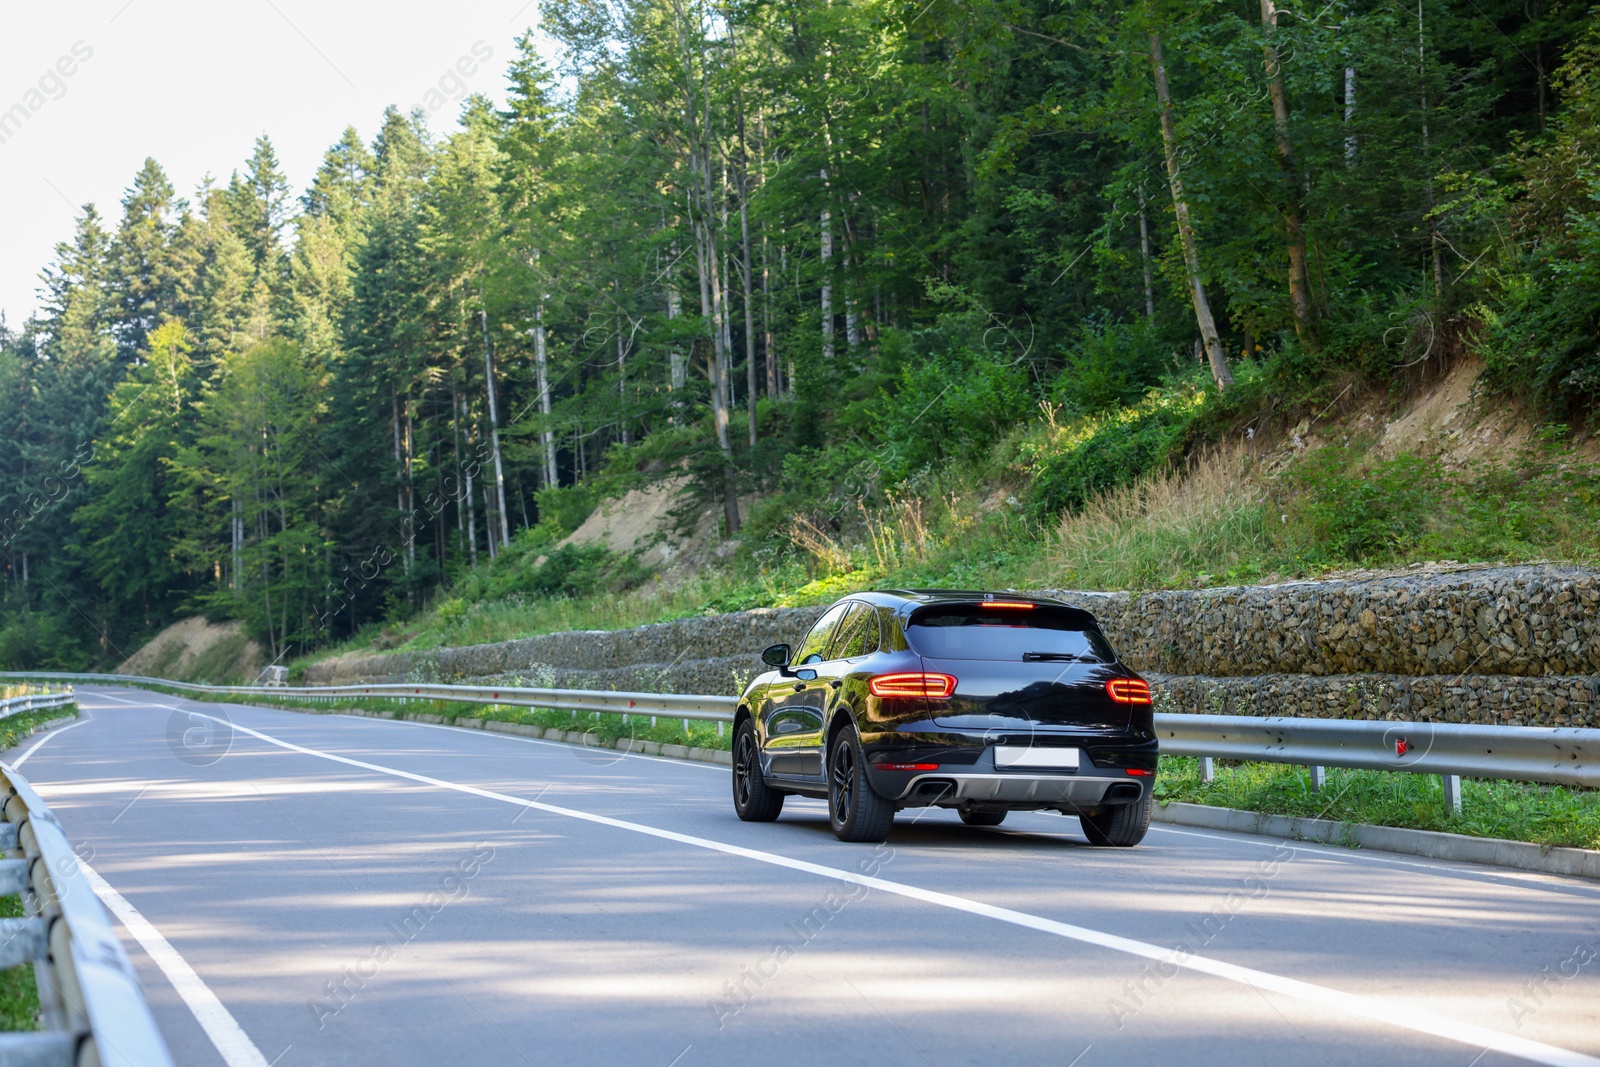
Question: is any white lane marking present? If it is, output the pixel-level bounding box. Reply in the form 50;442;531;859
77;857;270;1067
146;702;1595;1067
12;713;93;768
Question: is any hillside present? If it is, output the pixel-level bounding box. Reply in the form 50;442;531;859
290;352;1599;671
117;617;266;685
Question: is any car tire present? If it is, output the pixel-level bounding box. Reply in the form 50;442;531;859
958;809;1006;827
1080;793;1152;847
732;720;784;822
828;725;894;842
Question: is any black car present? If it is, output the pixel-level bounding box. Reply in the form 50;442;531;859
731;590;1158;844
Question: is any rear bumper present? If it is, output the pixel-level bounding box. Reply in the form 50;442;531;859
891;771;1140;808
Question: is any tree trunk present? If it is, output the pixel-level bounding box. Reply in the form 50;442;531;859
1149;29;1233;390
1260;0;1319;351
762;228;776;398
479;305;510;548
740;194;758;447
532;248;557;489
1137;180;1156;320
1417;0;1443;294
820;169;834;360
461;395;478;569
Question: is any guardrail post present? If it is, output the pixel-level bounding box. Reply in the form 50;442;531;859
1198;756;1215;784
1309;765;1326;791
1441;774;1463;813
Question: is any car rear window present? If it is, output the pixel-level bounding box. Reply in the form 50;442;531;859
905;605;1115;662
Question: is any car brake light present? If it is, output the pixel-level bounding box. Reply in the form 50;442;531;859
874;762;941;771
980;601;1034;610
1126;768;1153;776
869;672;958;699
1105;678;1153;705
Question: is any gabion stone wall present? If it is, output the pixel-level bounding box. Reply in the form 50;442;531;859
1044;564;1598;679
1146;672;1598;729
303;564;1598;727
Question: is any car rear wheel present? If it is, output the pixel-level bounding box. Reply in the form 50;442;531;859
732;720;783;822
828;726;894;842
1080;793;1152;847
958;809;1006;827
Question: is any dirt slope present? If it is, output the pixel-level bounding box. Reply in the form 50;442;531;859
117;617;266;684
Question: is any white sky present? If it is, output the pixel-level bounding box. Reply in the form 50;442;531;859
0;0;554;327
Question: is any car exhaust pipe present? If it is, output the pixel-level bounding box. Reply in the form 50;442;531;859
1104;782;1144;803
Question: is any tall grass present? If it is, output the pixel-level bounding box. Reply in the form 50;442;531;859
1042;444;1282;590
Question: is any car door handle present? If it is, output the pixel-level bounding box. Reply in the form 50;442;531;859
792;682;806;692
829;680;842;690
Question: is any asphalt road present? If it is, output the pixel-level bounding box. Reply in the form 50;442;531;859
9;686;1600;1067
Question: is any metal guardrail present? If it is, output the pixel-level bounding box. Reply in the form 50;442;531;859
1158;713;1598;791
0;691;77;723
11;670;1595;793
10;671;738;723
0;759;174;1067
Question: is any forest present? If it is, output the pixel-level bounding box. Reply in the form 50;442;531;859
2;0;1598;671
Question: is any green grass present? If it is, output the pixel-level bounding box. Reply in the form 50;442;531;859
1155;756;1600;851
0;707;77;751
0;894;39;1031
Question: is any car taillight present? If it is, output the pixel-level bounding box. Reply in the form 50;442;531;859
1105;678;1153;705
869;672;958;699
873;762;941;771
1126;767;1153;776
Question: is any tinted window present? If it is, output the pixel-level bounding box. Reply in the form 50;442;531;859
795;603;851;664
829;603;879;660
906;606;1115;662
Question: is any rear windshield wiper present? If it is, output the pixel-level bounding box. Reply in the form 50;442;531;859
1022;651;1093;662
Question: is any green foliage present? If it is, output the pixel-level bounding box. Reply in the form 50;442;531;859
1284;447;1445;563
1051;317;1180;415
0;893;40;1031
1028;388;1205;518
862;320;1034;482
0;613;87;671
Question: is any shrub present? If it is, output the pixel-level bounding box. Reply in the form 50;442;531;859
1029;388;1204;518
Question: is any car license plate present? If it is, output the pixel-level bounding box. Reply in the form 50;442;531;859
994;746;1079;770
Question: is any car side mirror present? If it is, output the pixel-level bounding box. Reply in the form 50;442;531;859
761;643;791;669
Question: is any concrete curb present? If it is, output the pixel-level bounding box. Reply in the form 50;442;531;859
1153;800;1600;882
